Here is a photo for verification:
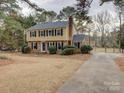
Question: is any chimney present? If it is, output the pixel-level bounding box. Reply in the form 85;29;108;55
68;16;73;45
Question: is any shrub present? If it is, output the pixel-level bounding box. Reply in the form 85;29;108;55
80;45;93;54
75;48;81;54
48;46;57;54
61;48;75;55
21;45;26;53
121;38;124;49
21;45;31;54
63;45;77;50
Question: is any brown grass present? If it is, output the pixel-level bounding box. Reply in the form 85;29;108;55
115;56;124;72
0;54;14;66
0;60;14;66
0;53;90;93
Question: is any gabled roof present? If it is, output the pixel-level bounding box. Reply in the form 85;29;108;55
28;21;68;30
73;34;86;42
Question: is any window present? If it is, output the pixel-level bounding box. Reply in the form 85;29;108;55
31;42;37;49
42;43;46;51
57;42;61;49
52;30;54;36
41;31;44;36
49;30;52;36
50;42;53;46
53;42;55;46
30;31;36;37
34;42;37;49
57;30;61;36
56;29;63;36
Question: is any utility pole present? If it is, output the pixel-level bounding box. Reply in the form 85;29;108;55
89;29;91;45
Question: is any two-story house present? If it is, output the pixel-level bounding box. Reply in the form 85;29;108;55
26;17;76;53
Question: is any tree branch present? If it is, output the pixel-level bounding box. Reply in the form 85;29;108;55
22;0;43;11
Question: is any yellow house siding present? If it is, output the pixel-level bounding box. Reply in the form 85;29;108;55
26;20;76;53
26;27;69;42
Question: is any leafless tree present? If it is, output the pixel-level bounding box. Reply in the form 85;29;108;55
94;11;112;52
115;6;124;53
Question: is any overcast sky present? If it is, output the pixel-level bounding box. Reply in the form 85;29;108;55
20;0;117;18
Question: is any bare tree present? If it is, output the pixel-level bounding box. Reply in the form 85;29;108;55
110;25;119;52
115;6;124;53
94;11;112;52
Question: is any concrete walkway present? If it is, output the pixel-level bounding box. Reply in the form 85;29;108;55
57;53;124;93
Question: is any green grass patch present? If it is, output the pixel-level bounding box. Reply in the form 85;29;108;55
0;55;8;60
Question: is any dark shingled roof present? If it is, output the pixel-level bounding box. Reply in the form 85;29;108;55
73;34;86;42
28;21;68;30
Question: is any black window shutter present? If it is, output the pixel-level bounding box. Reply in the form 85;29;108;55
61;29;63;36
55;29;56;36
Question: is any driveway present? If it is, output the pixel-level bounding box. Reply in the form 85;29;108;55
57;53;124;93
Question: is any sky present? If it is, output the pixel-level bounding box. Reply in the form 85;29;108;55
19;0;117;18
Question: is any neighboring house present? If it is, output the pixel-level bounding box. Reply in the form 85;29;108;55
73;34;95;48
26;17;76;53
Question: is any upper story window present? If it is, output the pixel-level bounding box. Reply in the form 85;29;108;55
29;28;63;38
53;28;63;36
52;30;54;36
40;31;44;36
56;29;63;36
57;30;61;36
49;30;52;36
30;31;36;37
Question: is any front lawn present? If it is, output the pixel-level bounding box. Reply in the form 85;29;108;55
0;53;90;93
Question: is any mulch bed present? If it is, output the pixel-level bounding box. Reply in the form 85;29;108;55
115;57;124;72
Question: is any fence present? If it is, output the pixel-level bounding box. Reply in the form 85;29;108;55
93;47;121;53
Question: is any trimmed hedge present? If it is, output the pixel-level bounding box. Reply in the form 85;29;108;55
80;45;93;54
48;46;57;54
61;48;75;55
21;45;31;54
21;45;26;53
63;45;77;50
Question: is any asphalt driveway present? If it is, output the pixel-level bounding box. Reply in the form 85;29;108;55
57;53;124;93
